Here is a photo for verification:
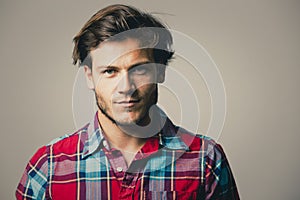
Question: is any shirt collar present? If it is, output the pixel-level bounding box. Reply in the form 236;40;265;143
81;109;189;159
158;117;189;151
81;112;104;159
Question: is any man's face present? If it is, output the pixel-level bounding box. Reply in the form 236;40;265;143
84;38;165;126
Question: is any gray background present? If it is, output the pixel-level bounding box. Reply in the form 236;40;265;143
1;0;300;199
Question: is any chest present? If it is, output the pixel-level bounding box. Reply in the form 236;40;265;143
47;150;204;199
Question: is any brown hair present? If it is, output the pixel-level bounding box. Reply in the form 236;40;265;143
72;4;174;68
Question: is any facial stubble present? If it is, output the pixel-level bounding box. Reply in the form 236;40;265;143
95;85;158;127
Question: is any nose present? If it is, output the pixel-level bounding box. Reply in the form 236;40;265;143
117;72;136;94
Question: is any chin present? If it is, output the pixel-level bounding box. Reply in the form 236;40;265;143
114;113;143;126
115;117;139;126
116;121;136;126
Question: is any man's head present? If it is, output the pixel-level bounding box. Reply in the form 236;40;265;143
72;4;174;127
72;4;174;68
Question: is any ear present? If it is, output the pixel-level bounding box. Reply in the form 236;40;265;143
83;65;95;90
157;65;166;83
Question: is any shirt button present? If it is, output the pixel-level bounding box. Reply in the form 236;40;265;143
116;167;123;172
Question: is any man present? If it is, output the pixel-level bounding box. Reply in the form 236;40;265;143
16;4;239;200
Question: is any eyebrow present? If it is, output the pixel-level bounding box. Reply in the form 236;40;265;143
96;61;152;70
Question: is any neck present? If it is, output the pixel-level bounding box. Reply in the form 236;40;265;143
97;111;147;153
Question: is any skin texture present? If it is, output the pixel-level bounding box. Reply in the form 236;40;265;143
83;39;166;164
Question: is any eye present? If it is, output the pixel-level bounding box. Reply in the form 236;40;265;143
102;68;117;77
131;65;149;75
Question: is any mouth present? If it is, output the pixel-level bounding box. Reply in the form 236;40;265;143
114;99;141;107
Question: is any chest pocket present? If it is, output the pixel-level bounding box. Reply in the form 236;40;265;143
141;191;203;200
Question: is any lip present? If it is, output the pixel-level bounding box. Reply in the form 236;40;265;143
114;99;141;107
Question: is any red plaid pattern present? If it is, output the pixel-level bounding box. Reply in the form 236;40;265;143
16;112;239;199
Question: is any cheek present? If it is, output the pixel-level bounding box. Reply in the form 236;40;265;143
95;85;112;102
134;75;157;89
138;83;156;96
94;78;116;96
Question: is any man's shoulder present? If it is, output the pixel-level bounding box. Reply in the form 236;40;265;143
176;126;223;155
163;117;219;151
44;123;89;154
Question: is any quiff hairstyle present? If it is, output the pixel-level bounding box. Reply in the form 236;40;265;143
72;4;174;68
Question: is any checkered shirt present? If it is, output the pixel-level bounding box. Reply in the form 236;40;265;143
16;112;239;199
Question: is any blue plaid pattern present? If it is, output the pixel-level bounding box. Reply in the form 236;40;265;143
16;112;239;199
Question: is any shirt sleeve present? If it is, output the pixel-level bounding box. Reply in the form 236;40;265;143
205;143;240;200
16;146;49;200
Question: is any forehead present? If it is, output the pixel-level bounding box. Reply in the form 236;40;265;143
90;38;153;68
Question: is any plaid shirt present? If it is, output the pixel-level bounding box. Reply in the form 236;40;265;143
16;112;239;200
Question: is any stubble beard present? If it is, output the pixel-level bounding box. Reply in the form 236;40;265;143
95;86;158;128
